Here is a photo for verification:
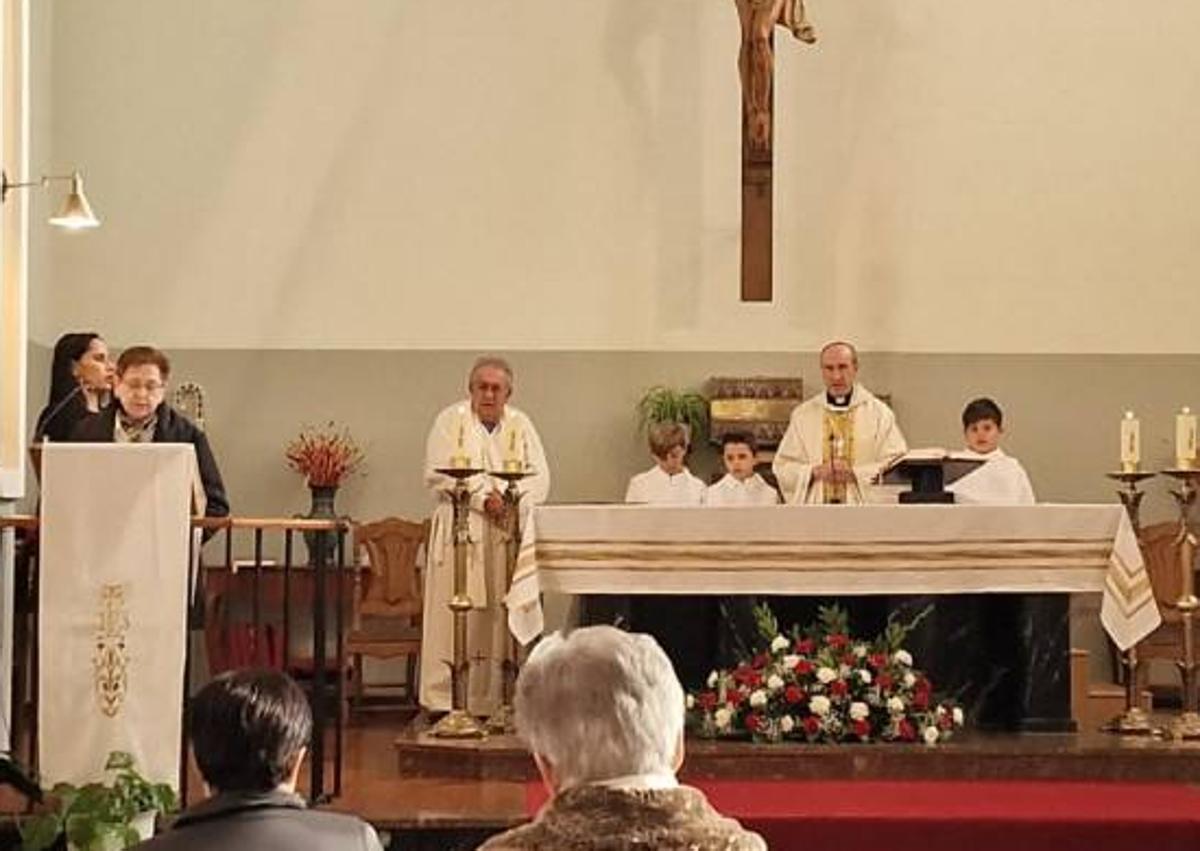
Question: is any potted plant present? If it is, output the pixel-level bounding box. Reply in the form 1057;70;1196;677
285;420;366;518
20;751;177;851
636;385;709;445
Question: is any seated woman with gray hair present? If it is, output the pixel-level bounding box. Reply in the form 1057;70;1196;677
478;626;765;851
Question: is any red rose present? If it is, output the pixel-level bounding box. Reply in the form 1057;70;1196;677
803;715;821;735
785;685;806;705
752;653;770;669
938;711;954;730
898;719;916;741
869;653;888;669
827;633;849;649
912;690;930;710
793;659;814;676
877;673;894;691
697;691;718;711
829;680;849;698
745;713;763;733
852;718;871;739
727;690;745;707
841;652;857;666
795;638;815;655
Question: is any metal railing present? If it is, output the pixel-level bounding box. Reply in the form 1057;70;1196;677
1;514;353;805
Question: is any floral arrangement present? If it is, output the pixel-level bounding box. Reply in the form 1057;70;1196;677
686;605;963;745
285;421;365;488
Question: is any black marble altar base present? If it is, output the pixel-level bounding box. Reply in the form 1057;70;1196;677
584;593;1073;732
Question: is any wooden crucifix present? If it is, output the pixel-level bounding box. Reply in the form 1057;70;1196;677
735;0;816;301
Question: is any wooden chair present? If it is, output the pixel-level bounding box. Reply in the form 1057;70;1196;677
1133;520;1200;703
346;516;428;718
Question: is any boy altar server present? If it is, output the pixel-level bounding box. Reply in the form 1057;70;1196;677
947;397;1036;505
625;422;707;505
707;433;781;506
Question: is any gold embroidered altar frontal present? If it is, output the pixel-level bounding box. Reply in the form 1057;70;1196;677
506;504;1159;652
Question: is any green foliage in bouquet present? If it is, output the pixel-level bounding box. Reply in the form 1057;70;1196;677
20;751;178;851
687;604;963;745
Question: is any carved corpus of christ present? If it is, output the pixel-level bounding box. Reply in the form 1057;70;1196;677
735;0;816;154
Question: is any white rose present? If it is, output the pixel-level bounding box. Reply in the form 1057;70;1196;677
887;696;905;715
936;705;947;717
780;715;795;733
767;674;785;692
686;694;695;710
849;701;870;721
810;695;832;716
854;644;868;658
893;649;913;667
923;726;940;745
706;670;719;689
771;635;790;653
783;654;801;669
749;689;768;708
714;707;732;730
839;664;852;677
953;707;964;726
816;666;838;684
857;669;872;685
903;672;917;688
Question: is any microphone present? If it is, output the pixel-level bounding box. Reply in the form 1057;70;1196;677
32;384;85;443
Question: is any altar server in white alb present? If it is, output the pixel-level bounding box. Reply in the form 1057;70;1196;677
421;356;551;715
947;397;1036;505
773;341;908;504
625;421;707;505
707;432;781;506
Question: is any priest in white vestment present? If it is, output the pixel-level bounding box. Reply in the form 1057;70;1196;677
773;342;908;505
420;356;550;715
946;397;1035;505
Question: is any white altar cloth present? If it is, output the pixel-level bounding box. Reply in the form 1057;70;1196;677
507;504;1159;652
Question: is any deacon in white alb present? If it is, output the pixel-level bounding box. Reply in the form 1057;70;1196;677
421;356;551;715
625;422;707;505
773;341;908;505
706;432;781;506
947;397;1036;505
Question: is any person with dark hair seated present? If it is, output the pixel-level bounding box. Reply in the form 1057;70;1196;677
70;345;229;520
33;331;113;442
136;670;382;850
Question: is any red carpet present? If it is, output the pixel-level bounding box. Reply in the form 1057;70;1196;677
526;780;1200;850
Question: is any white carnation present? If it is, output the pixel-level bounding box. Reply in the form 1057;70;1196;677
849;701;870;721
714;707;732;730
816;666;838;684
923;725;940;745
783;654;801;669
749;689;768;708
839;664;852;677
771;635;790;653
953;707;964;726
686;694;695;710
893;649;913;667
903;672;917;688
854;644;868;658
706;670;719;688
780;715;795;733
767;674;785;692
857;669;872;685
887;696;906;715
810;695;832;716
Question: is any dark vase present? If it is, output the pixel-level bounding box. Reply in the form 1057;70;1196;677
304;484;339;565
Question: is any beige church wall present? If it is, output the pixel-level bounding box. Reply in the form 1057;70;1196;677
25;0;1200;354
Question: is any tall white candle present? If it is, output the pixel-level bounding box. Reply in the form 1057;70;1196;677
1120;411;1140;470
1176;406;1197;468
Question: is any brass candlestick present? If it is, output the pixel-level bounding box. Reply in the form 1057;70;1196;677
485;467;533;734
431;466;487;739
1163;468;1200;740
1103;469;1158;735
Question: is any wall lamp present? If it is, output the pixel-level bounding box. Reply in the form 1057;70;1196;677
1;169;100;230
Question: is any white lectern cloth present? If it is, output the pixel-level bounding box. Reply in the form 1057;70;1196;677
39;444;193;788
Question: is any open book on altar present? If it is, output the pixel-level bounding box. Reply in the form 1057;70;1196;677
881;448;986;504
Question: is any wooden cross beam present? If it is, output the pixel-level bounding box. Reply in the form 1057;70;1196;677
735;0;816;302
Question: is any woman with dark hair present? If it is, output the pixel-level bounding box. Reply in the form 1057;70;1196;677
33;332;113;442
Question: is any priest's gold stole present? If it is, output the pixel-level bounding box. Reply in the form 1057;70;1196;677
821;410;855;504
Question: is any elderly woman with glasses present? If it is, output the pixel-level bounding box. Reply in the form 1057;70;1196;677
478;626;766;851
70;345;229;520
